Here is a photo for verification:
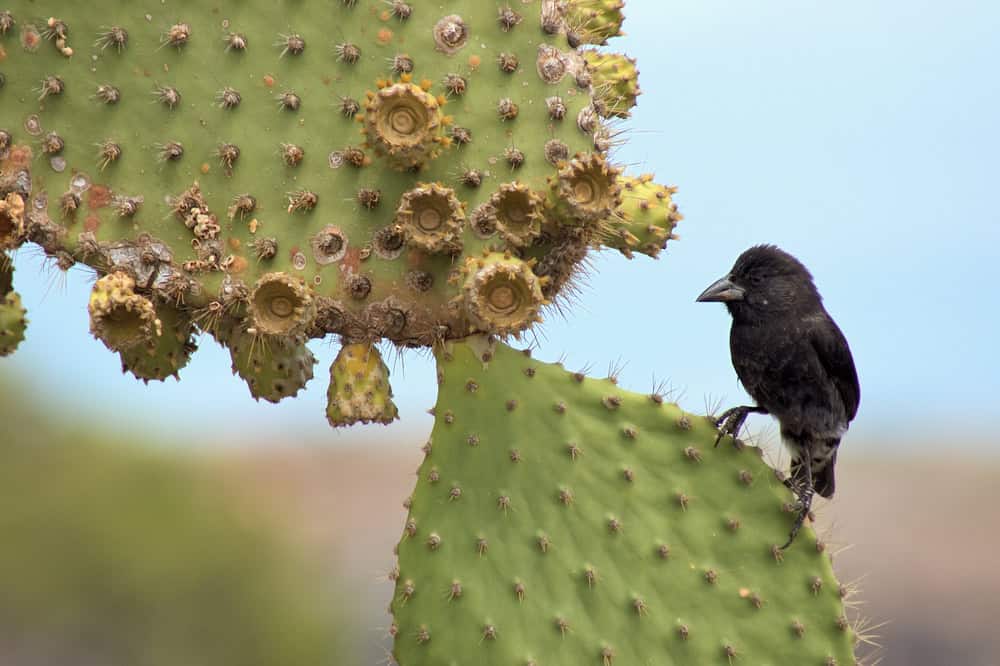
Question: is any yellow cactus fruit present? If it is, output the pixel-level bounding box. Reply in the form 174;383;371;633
326;343;399;427
605;174;682;259
583;51;641;118
564;0;627;46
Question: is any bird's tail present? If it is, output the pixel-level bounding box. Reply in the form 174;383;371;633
790;440;839;499
812;448;837;498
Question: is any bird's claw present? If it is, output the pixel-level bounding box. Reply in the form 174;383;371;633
780;505;809;550
780;484;815;550
713;405;753;449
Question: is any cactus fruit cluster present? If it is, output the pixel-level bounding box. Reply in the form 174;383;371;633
0;0;680;423
393;339;858;665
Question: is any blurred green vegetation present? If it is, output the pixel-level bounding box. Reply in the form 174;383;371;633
0;376;352;666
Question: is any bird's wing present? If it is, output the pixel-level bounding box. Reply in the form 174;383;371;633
808;314;860;422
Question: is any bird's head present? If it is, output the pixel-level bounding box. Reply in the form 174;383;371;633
697;245;821;321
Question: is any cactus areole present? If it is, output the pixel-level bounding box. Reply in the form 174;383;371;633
0;0;680;422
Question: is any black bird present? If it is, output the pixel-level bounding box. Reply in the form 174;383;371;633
697;245;860;547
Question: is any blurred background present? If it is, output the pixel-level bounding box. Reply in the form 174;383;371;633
3;0;999;664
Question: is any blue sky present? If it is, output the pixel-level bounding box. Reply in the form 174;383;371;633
5;0;998;454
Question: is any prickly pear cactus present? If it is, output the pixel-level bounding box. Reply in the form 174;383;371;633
392;339;857;665
0;0;679;424
1;3;862;664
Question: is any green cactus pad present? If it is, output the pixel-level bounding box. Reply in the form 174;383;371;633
583;51;640;119
0;285;27;357
216;320;316;403
325;342;398;427
605;174;682;259
0;0;681;417
0;258;25;357
392;339;856;666
118;305;194;382
564;0;627;46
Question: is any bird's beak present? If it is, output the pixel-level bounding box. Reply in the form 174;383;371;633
696;275;745;303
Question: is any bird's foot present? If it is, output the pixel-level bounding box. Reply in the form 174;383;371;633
713;405;757;448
